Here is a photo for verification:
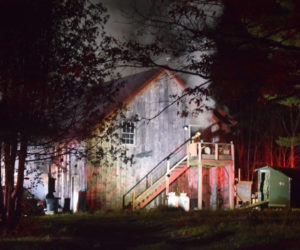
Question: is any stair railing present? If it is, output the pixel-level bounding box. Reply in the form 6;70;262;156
122;137;191;209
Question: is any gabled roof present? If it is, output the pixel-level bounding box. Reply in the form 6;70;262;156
255;166;300;180
112;68;161;106
103;68;186;119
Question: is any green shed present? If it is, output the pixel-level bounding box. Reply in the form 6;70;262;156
255;166;300;208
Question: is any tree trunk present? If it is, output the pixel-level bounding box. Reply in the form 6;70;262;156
13;136;28;225
0;142;4;222
3;139;17;228
246;131;251;181
290;143;295;168
2;136;28;231
237;136;245;178
269;139;273;167
250;143;258;181
283;147;287;168
3;138;18;231
277;146;282;167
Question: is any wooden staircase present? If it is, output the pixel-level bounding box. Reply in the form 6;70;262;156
122;137;190;210
133;156;188;209
123;140;235;210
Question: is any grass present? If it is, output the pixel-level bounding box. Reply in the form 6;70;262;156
1;208;300;249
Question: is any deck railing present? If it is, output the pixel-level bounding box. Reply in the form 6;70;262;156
190;142;233;161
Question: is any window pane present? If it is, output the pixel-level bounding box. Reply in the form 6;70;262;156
122;122;135;144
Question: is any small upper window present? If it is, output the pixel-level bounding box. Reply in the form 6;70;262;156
122;122;135;144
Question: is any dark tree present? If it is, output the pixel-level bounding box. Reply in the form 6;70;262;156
210;0;300;175
0;0;119;231
120;0;300;178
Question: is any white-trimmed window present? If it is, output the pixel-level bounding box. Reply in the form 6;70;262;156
121;122;135;145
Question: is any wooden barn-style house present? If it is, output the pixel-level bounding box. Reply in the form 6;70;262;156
25;68;236;212
85;68;235;211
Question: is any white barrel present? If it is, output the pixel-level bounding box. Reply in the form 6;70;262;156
167;192;179;208
179;193;190;211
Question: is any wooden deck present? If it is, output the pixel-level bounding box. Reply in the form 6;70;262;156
124;141;235;210
190;159;233;167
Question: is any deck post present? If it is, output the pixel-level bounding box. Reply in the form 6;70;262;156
229;141;235;209
215;143;218;160
198;142;203;210
166;159;170;198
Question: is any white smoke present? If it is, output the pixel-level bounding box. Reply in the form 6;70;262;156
99;0;216;125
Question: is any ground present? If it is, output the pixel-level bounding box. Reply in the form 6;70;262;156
1;208;300;249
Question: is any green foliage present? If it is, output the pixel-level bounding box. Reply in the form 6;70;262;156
276;135;300;147
265;84;300;154
265;93;300;107
208;0;300;173
279;97;300;107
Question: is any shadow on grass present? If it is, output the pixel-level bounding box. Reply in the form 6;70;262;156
1;209;300;250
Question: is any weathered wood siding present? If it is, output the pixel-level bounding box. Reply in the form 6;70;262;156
86;72;188;210
169;165;235;210
23;145;86;212
51;145;86;212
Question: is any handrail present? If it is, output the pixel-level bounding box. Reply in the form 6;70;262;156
133;155;188;206
199;142;231;146
122;136;192;209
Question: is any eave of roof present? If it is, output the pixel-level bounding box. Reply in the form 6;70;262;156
93;68;187;130
124;68;186;107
